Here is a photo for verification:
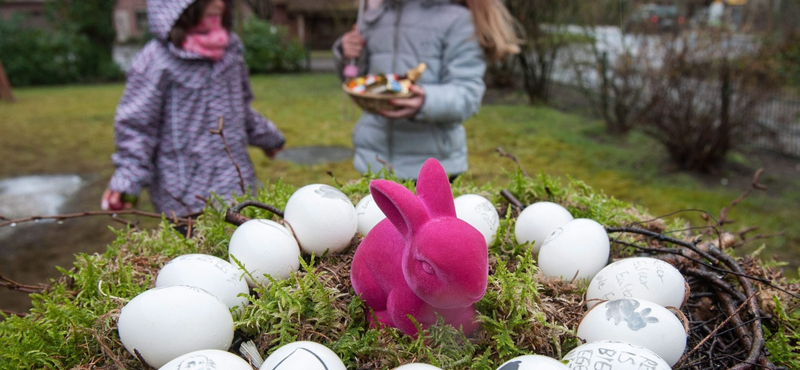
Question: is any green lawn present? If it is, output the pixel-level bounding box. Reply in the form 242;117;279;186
1;72;797;273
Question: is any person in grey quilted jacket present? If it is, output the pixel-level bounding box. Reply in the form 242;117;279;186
334;0;520;180
101;0;285;216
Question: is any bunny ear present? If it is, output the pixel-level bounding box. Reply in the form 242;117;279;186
415;158;456;218
370;179;430;239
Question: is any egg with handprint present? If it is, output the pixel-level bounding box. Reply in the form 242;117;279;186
158;349;253;370
576;298;687;366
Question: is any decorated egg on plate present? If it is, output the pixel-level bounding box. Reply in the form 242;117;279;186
228;219;301;287
496;354;569;370
284;184;358;256
576;298;687;366
515;201;574;253
394;364;443;370
562;340;671;370
537;218;609;281
356;194;386;235
158;349;252;370
455;194;500;247
586;257;686;309
259;341;345;370
155;254;250;312
117;286;234;368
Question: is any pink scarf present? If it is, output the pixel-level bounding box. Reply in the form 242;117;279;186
182;15;230;61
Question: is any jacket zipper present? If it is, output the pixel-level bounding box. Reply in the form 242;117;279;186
388;1;404;165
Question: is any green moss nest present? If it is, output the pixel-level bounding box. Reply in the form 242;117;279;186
1;170;798;370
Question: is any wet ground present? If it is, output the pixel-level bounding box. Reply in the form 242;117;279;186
0;146;352;314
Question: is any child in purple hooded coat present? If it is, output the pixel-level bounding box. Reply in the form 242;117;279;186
101;0;285;216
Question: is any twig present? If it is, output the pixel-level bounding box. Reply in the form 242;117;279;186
606;226;719;264
210;116;246;195
225;200;285;227
1;309;26;317
0;209;192;229
719;168;767;224
499;189;524;212
92;309;127;370
0;274;47;294
495;147;529;177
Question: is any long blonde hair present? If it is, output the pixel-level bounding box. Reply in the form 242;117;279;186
461;0;523;61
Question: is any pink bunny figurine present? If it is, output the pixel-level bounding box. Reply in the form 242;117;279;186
350;158;489;336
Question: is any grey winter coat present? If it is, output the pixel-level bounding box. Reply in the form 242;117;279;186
333;0;487;179
109;0;284;216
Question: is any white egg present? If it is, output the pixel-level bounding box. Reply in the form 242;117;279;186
576;298;687;366
562;340;671;370
514;201;574;253
117;286;234;368
158;349;252;370
155;254;250;312
229;219;301;287
496;354;569;370
283;184;358;256
394;364;443;370
586;257;686;309
259;341;346;370
454;194;500;247
537;218;609;281
355;194;386;235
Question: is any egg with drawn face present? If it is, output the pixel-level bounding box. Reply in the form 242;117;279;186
585;257;686;309
454;194;500;247
259;341;345;370
495;355;569;370
576;298;687;366
562;340;671;370
284;184;358;256
537;218;610;281
158;349;253;370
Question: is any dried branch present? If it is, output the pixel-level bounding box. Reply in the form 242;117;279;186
210;116;246;195
0;209;192;229
495;146;529;177
0;274;47;294
225;200;285;227
500;189;524;212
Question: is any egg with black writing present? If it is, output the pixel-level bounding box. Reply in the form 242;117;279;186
356;194;386;235
586;257;686;309
455;194;499;247
514;201;573;253
156;254;250;312
562;340;671;370
537;218;609;281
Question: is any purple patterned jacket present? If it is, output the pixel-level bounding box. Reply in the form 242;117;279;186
109;0;284;216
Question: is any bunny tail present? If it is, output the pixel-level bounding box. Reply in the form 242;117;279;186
415;158;456;218
369;179;429;238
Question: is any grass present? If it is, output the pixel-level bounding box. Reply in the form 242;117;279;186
0;72;798;273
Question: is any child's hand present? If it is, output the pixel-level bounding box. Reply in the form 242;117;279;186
342;25;365;60
381;85;425;119
101;189;135;211
264;146;283;159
